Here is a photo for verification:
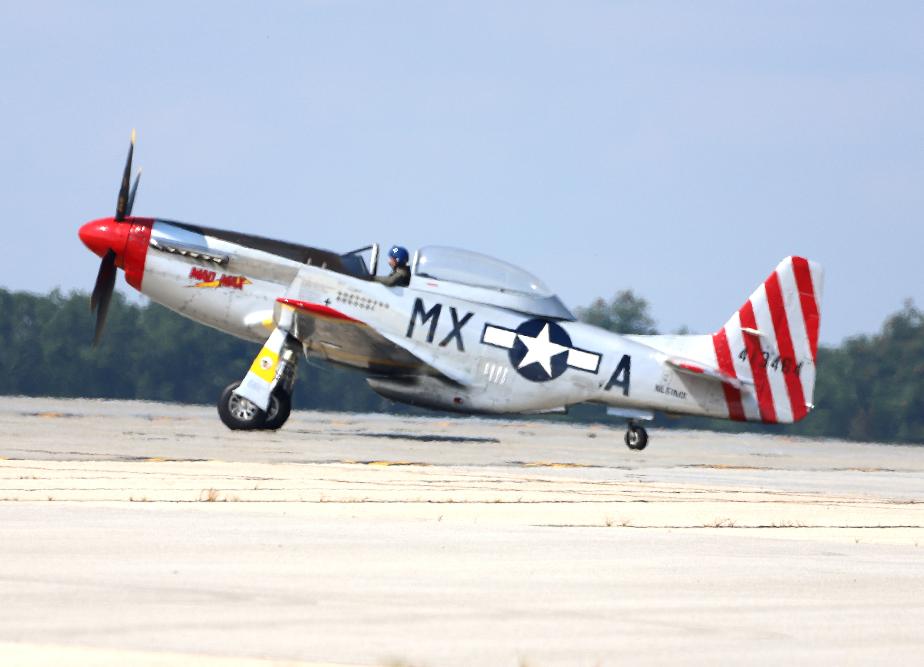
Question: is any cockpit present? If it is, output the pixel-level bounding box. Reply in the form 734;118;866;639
339;244;574;320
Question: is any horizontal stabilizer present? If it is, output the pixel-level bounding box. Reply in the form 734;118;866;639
665;357;752;391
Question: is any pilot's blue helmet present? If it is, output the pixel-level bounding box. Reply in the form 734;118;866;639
389;245;409;266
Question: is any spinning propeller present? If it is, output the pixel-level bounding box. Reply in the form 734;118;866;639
83;130;142;345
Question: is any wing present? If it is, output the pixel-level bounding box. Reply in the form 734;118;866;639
276;298;470;385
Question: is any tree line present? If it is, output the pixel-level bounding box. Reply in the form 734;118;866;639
0;287;920;443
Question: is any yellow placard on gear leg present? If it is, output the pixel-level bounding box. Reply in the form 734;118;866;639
249;346;280;383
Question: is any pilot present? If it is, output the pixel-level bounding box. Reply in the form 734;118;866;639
376;245;411;287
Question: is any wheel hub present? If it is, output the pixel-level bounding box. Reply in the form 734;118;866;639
228;394;259;421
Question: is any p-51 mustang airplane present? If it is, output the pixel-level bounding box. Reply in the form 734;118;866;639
79;133;823;450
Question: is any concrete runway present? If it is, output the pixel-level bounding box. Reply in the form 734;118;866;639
1;397;922;666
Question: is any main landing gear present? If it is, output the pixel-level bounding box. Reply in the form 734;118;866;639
218;381;292;431
624;420;648;451
217;330;299;432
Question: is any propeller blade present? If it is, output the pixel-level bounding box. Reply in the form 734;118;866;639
114;129;136;221
126;167;142;217
91;249;117;345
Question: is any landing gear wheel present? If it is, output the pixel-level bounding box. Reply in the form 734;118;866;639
260;388;292;431
218;382;266;430
625;424;648;451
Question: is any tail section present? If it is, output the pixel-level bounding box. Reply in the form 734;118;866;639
712;257;824;424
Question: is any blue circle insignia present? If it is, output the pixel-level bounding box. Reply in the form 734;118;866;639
508;319;572;382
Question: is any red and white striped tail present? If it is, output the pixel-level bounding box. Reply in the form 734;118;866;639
711;257;823;424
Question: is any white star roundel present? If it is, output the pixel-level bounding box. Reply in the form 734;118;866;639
481;319;601;382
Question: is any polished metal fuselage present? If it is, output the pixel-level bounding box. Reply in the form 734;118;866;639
140;221;729;417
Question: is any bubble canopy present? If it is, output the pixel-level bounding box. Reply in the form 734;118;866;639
411;246;574;321
414;246;553;297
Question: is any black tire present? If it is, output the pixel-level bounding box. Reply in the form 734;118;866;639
625;425;649;451
260;388;292;431
218;382;266;430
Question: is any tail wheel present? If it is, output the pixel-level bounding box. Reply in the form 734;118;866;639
625;425;649;451
260;388;292;431
218;382;266;430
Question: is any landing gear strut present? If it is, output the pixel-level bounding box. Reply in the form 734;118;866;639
218;331;299;432
624;420;648;451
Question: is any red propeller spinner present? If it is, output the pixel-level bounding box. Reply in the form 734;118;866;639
79;217;129;260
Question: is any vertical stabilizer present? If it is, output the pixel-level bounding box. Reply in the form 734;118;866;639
711;257;824;423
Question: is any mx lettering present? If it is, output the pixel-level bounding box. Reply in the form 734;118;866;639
406;298;473;350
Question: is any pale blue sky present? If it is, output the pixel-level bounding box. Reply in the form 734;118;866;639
2;1;922;343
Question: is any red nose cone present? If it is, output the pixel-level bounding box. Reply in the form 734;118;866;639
79;218;128;259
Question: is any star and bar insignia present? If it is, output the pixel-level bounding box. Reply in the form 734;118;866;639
481;318;601;382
